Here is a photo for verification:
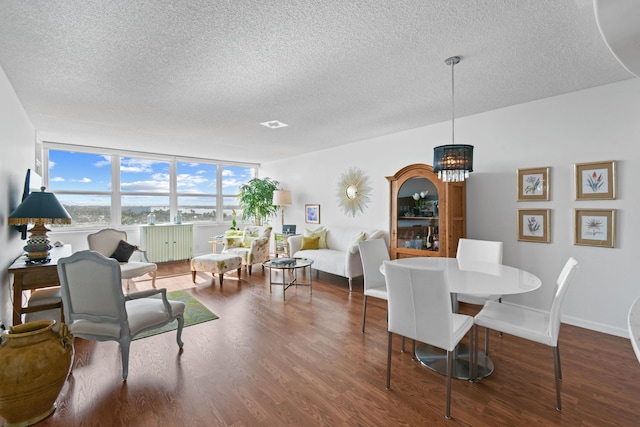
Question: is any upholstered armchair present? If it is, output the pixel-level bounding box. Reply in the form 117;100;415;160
222;225;272;275
88;228;157;290
57;250;185;381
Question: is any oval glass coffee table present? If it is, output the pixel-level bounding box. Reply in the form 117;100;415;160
262;258;314;300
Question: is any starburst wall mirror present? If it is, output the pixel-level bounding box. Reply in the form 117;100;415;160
336;167;372;217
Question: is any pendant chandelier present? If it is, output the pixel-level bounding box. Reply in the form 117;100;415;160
433;56;473;182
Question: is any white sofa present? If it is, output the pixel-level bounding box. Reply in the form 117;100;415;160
288;226;385;291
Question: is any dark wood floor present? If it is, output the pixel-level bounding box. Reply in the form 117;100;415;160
31;261;640;426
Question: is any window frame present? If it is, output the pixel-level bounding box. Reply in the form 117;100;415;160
43;142;258;228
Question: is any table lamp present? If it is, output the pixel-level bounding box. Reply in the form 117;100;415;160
272;189;292;231
8;186;71;263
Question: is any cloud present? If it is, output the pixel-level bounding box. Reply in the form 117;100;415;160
121;180;170;192
177;173;210;189
93;156;111;168
121;158;160;173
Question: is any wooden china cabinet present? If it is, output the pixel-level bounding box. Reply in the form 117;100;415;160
386;163;466;259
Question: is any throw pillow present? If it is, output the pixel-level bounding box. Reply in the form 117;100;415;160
300;236;320;250
348;232;367;255
226;236;243;248
242;236;257;248
351;231;366;246
304;226;327;249
242;226;260;247
110;240;136;263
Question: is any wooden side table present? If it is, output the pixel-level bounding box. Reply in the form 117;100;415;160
8;244;72;325
208;235;225;253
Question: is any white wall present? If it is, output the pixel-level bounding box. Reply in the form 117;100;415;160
4;59;638;336
261;78;640;337
0;65;37;328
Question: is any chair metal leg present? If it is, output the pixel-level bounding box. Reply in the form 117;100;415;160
386;332;393;390
401;336;406;353
361;295;368;333
553;346;562;412
445;350;452;419
348;277;353;292
498;298;503;338
151;271;157;288
556;343;563;380
412;339;416;360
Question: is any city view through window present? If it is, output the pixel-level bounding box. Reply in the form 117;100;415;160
46;147;255;227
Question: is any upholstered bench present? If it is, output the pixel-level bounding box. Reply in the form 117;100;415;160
191;253;243;286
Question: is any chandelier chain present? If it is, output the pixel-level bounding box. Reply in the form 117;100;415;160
451;57;455;145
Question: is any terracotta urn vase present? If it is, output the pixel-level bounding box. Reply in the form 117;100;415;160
0;320;74;427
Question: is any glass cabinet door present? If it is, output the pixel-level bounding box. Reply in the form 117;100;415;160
396;177;440;253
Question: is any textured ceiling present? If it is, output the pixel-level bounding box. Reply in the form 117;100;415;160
0;0;634;163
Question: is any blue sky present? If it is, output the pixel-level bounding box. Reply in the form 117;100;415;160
48;150;253;206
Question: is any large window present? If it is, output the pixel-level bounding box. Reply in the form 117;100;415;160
121;157;171;225
45;143;257;228
176;161;217;223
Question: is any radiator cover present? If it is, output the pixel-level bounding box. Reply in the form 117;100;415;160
140;224;193;263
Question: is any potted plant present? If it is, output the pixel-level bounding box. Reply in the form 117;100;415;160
239;177;279;225
224;209;241;237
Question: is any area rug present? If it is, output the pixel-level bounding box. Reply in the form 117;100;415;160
133;290;218;340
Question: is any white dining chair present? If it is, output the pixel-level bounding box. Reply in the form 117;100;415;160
473;257;580;411
384;261;474;420
358;239;389;333
456;238;504;306
628;296;640;364
456;238;503;352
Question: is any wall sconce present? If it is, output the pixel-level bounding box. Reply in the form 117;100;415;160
8;187;71;263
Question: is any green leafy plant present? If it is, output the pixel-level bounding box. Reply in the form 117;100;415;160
239;177;280;225
230;209;237;230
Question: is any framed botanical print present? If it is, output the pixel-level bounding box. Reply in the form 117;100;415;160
517;209;550;243
517;167;550;201
574;209;615;248
305;204;320;224
575;161;615;200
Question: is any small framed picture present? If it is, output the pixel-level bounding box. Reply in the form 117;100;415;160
305;204;320;224
517;167;550;201
574;209;615;248
517;209;550;243
575;161;615;200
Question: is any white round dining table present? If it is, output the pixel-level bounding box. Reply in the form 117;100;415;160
382;257;542;380
628;297;640;364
